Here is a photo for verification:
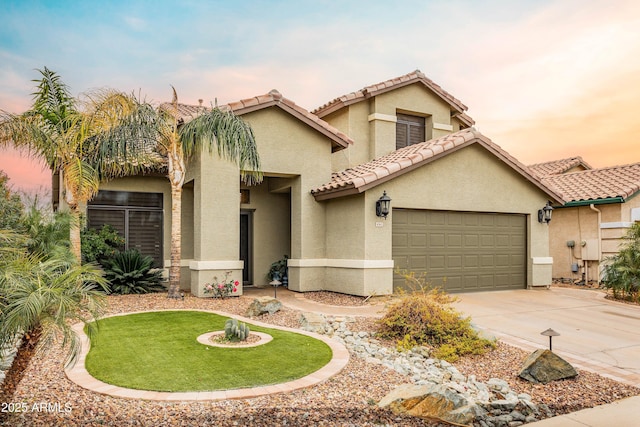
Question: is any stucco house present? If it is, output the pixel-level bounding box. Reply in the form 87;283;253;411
530;157;640;285
82;70;562;296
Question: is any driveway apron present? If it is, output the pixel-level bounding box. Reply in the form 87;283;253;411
454;287;640;388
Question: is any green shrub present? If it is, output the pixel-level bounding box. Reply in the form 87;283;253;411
81;225;125;265
103;249;165;294
601;222;640;303
377;272;495;362
0;171;24;230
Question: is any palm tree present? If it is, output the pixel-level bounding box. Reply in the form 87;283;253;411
0;216;107;404
0;248;107;365
158;89;262;298
0;67;160;261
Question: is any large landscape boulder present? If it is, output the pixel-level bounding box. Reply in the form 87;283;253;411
300;312;327;333
378;383;485;426
245;297;282;317
518;349;578;384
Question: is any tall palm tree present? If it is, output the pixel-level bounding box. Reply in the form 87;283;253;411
158;89;262;298
0;67;160;261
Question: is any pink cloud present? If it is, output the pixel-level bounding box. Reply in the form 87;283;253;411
0;148;51;194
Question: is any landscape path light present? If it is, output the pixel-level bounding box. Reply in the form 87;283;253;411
269;272;282;298
540;328;560;351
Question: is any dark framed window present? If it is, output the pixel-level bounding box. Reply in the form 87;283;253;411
88;190;163;267
396;113;426;149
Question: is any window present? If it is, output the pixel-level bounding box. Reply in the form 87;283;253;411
88;190;163;267
396;113;426;149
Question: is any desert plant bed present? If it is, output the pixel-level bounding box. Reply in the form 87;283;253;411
84;310;332;392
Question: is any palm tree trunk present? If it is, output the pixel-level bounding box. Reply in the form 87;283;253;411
0;330;41;418
69;205;82;262
167;183;182;298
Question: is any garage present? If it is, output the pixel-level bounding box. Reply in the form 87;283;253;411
392;209;527;293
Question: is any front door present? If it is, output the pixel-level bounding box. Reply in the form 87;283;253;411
240;211;252;285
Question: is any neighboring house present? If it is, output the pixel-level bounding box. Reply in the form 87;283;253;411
82;70;562;296
531;158;640;284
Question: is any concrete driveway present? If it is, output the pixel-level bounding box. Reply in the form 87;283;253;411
454;287;640;387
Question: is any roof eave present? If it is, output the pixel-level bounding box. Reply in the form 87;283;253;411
232;99;351;151
314;133;565;204
312;185;360;201
563;197;626;207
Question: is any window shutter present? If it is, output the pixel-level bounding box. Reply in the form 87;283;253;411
88;191;163;267
129;210;163;267
396;123;408;149
396;113;426;149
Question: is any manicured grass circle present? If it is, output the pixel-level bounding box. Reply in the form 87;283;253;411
85;311;333;392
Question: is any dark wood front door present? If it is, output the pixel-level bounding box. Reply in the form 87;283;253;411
240;211;252;285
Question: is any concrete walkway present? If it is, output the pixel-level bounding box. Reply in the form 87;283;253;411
454;287;640;426
244;286;387;317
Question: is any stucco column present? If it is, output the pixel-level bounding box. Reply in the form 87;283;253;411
190;153;243;296
287;176;327;292
530;216;553;288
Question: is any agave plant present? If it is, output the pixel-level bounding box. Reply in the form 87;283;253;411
103;249;165;294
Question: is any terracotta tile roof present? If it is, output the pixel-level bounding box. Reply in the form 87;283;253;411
311;128;563;201
161;90;353;152
312;70;474;126
528;156;592;177
541;164;640;203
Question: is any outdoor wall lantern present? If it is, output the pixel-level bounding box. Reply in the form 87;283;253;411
376;191;392;219
538;201;553;224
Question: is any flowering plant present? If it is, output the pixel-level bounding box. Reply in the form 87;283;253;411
203;271;239;299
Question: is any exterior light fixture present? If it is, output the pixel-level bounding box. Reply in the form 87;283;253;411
538;201;553;224
376;191;392;219
269;272;282;298
540;328;560;351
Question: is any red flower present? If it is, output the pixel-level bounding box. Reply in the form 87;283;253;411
234;280;239;286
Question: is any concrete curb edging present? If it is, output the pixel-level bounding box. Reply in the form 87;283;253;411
65;309;349;401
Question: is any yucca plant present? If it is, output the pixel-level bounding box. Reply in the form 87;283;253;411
103;249;165;294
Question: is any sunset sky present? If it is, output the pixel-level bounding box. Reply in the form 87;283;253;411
1;0;639;194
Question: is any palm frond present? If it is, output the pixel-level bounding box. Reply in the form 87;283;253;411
30;67;76;130
179;107;263;184
62;158;99;206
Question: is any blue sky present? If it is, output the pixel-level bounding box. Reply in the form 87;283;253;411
2;0;640;192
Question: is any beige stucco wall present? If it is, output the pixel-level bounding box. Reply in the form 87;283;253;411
326;84;456;173
550;196;640;284
383;144;552;289
189;151;243;297
235;107;335;292
319;143;555;295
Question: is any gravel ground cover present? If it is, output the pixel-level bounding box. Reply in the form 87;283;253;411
303;291;369;306
1;291;638;426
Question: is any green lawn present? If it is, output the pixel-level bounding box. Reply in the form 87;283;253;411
85;311;333;392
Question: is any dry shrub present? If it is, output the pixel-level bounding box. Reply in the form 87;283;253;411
376;269;495;362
